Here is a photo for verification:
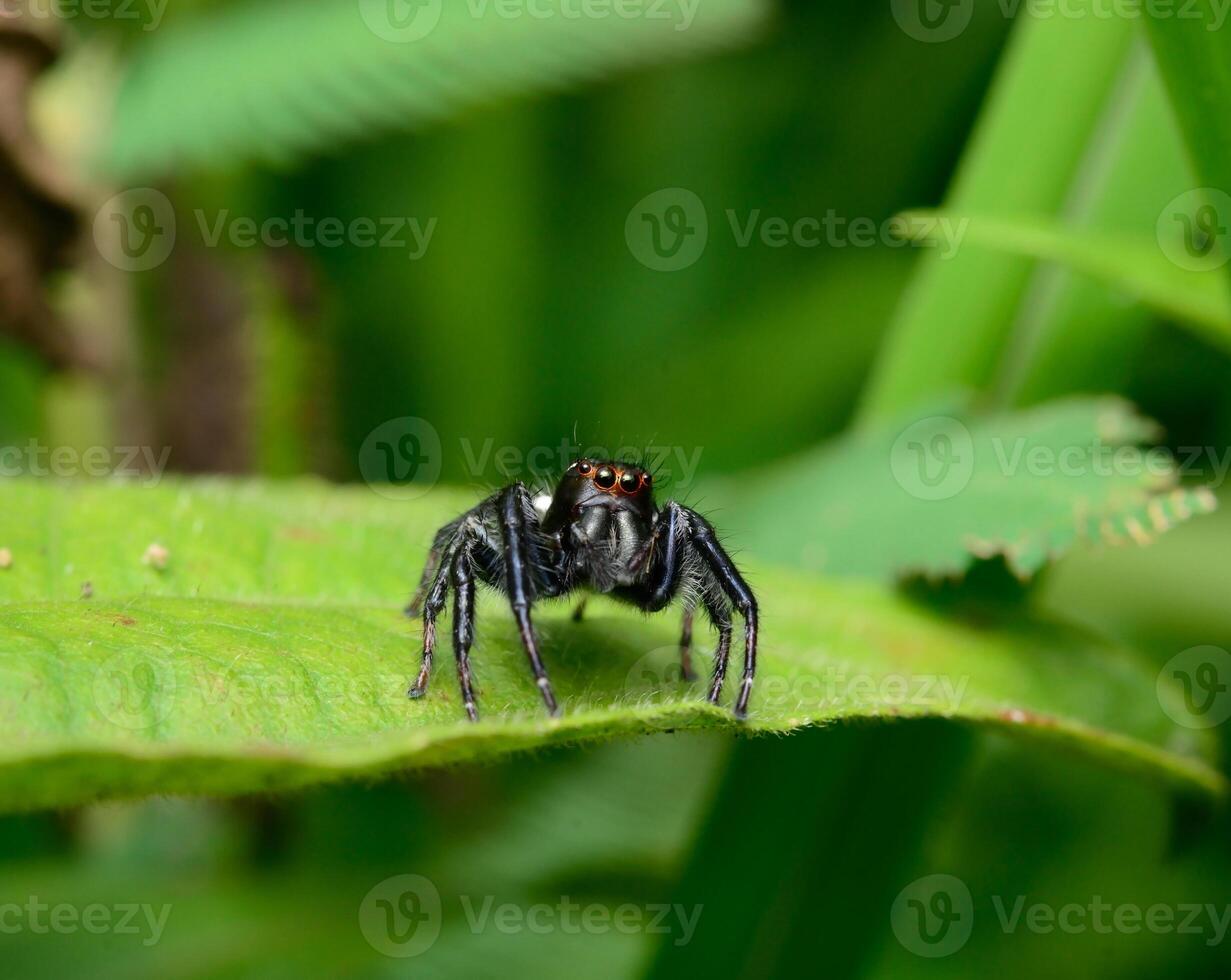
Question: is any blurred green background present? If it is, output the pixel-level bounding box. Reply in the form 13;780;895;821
2;0;1231;976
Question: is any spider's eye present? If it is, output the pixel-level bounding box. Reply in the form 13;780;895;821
576;460;592;476
594;466;617;490
619;472;639;493
642;472;652;487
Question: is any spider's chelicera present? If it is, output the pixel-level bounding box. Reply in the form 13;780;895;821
406;459;758;722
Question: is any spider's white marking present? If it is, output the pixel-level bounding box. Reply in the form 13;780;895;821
532;493;552;517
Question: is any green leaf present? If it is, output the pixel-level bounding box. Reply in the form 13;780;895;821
998;46;1201;406
1143;8;1231;198
732;397;1216;581
98;0;769;178
0;476;1222;811
899;209;1231;349
858;6;1137;423
0;738;724;976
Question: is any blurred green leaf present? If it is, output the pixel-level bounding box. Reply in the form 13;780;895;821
0;478;1221;812
0;736;725;977
732;397;1215;580
98;0;769;178
901;210;1231;349
648;720;974;980
1143;8;1231;197
997;45;1200;406
859;6;1136;423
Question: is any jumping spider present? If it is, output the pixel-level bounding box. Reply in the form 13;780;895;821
406;459;759;722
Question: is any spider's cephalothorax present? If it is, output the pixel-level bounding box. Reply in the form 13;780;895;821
405;459;758;722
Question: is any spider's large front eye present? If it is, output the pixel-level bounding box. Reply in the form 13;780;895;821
619;472;639;493
576;460;592;476
594;466;617;490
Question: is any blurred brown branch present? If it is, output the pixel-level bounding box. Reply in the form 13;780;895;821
0;13;82;369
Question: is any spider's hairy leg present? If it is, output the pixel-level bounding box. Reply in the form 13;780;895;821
572;597;588;622
679;606;698;682
405;520;459;618
451;544;479;722
702;595;733;703
408;544;453;700
683;508;759;719
640;501;686;611
633;501;697;683
500;484;561;717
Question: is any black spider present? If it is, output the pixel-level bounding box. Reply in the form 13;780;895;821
405;459;758;722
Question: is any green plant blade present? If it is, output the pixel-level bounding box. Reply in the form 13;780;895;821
999;44;1200;406
732;396;1216;581
1143;8;1231;198
98;0;769;178
858;6;1136;423
0;478;1222;811
901;209;1231;349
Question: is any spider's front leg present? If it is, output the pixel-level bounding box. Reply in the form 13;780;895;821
450;543;479;721
407;536;453;701
500;484;561;717
407;509;486;719
637;502;697;681
678;607;697;683
639;504;758;717
684;509;759;718
405;520;459;618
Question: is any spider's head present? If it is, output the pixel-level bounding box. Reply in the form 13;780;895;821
541;458;655;539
